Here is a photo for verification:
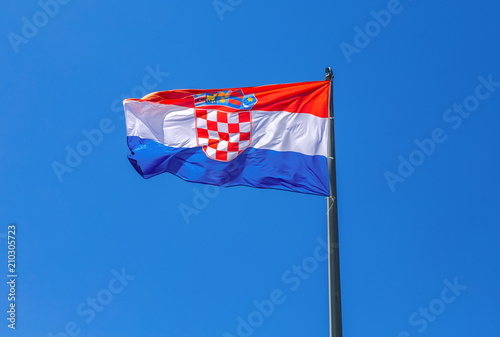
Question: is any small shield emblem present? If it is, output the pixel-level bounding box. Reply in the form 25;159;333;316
195;109;252;162
194;90;257;162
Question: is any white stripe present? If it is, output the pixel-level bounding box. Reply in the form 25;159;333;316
252;109;327;157
124;100;328;157
125;100;197;148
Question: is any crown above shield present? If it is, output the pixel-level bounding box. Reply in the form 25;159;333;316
194;90;258;110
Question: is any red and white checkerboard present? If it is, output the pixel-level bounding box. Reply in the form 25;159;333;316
195;109;252;161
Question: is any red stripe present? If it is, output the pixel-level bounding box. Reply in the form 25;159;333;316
124;80;329;118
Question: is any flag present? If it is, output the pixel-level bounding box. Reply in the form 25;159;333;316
123;80;330;196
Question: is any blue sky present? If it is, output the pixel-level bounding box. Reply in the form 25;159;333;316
1;0;500;336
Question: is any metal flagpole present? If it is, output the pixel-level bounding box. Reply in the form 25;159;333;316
325;67;343;337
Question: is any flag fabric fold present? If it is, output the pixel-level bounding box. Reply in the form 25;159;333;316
124;80;330;196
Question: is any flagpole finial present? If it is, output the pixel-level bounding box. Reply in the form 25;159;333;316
324;67;334;81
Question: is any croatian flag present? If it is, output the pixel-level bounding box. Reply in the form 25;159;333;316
124;80;330;196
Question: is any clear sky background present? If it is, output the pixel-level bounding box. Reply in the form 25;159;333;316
1;0;500;336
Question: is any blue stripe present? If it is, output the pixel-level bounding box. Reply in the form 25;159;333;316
127;136;329;196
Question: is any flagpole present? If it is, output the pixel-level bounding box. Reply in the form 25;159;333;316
325;67;343;337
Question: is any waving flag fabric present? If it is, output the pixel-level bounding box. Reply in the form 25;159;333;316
124;80;330;196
